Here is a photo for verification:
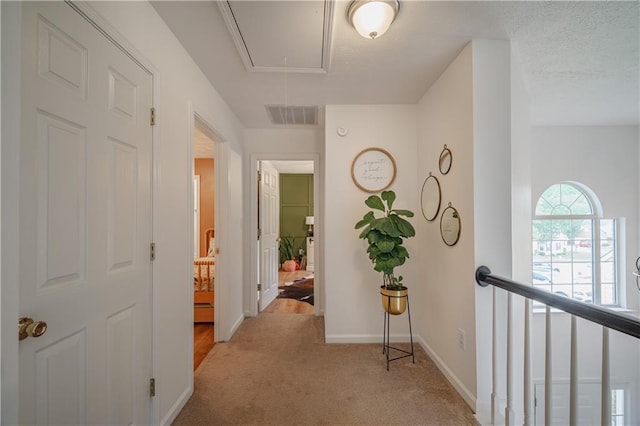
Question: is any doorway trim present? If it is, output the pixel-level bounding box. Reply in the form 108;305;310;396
248;152;322;317
188;104;228;336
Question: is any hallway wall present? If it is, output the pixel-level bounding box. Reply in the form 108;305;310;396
415;40;512;415
416;42;477;408
324;105;419;341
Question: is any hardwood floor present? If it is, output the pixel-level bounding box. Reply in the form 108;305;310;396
262;297;314;314
194;323;214;370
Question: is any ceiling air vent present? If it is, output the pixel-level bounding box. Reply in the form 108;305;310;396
266;105;318;126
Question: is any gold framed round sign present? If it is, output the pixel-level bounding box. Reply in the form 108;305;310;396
351;148;397;193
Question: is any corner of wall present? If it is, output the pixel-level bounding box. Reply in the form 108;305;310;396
414;40;478;410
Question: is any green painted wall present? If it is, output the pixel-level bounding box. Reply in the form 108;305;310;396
280;174;313;259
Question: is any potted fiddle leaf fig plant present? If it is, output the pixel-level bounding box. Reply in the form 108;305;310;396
279;235;298;272
354;190;415;314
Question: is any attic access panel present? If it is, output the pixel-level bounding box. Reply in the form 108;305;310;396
218;0;333;73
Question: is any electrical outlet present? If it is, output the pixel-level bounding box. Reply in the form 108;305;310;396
457;328;466;351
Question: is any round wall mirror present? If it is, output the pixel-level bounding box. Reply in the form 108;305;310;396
440;202;461;246
420;172;441;221
439;145;452;175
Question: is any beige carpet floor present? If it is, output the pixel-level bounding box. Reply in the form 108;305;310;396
173;313;478;425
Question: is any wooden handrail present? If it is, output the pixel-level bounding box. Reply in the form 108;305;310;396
475;266;640;339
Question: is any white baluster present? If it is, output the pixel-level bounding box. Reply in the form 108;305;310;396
544;306;552;426
506;293;515;425
491;287;498;425
569;315;577;426
601;327;610;425
523;299;532;426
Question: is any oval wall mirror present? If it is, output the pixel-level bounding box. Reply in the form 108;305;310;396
440;202;461;246
439;144;453;175
420;172;441;221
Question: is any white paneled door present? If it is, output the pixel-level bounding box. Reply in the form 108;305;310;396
258;161;279;311
19;2;153;424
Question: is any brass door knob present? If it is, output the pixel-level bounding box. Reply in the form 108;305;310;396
18;317;48;341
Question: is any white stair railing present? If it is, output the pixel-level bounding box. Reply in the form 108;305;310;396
476;266;640;426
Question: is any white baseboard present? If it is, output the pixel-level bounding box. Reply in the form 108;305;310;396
324;333;412;344
325;334;378;343
160;385;192;425
416;335;477;412
229;313;244;339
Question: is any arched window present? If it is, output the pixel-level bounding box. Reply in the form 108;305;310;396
532;182;618;305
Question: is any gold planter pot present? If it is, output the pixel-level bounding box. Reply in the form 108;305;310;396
380;287;408;315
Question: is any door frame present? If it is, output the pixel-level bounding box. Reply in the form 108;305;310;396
188;106;227;343
0;2;160;423
247;153;322;317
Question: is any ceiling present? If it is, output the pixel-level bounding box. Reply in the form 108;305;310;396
152;1;639;129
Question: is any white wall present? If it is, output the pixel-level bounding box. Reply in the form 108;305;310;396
530;125;640;424
508;48;533;424
471;40;513;419
228;145;245;332
1;2;246;424
416;43;477;407
324;105;418;342
243;128;322;154
531;126;639;311
215;142;245;341
415;40;512;414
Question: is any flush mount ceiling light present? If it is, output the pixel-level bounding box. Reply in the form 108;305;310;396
348;0;399;40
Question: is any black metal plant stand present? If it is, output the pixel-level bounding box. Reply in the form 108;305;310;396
382;292;415;370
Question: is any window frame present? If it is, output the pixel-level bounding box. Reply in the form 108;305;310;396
532;182;620;306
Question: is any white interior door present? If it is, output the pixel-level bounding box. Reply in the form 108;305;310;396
19;2;153;424
258;161;279;311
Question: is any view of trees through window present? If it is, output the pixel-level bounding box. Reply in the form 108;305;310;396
532;183;617;305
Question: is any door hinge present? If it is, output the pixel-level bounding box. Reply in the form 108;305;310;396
257;170;261;183
150;243;156;261
257;228;261;240
150;378;156;397
150;108;156;126
257;283;262;292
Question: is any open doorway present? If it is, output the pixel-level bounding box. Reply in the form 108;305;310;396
259;160;316;315
193;119;216;370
